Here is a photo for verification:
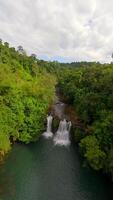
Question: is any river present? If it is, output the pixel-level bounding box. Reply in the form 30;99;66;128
0;99;113;200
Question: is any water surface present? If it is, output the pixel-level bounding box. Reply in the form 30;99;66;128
0;137;113;200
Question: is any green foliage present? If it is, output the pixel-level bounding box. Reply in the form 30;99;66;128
0;41;56;158
58;63;113;179
74;128;85;142
92;111;113;151
106;149;113;179
80;136;106;170
0;133;11;160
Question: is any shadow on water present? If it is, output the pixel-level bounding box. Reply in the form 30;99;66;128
0;137;113;200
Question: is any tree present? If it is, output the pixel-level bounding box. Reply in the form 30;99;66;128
30;53;37;59
80;136;106;170
17;45;26;55
4;42;9;48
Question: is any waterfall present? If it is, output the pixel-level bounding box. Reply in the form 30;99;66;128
43;115;53;138
53;119;71;146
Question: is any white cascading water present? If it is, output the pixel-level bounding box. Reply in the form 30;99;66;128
53;119;71;146
43;115;53;138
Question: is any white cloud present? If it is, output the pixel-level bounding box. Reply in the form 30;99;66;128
0;0;113;63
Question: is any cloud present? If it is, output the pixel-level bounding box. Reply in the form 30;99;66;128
0;0;113;63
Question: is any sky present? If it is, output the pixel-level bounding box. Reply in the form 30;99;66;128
0;0;113;63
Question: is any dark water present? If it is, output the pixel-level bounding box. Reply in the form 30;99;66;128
0;138;113;200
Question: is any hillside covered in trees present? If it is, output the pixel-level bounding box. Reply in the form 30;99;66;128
0;40;56;160
58;64;113;179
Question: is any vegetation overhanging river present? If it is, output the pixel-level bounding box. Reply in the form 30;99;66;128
0;95;113;200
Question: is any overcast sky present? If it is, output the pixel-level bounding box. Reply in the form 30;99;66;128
0;0;113;63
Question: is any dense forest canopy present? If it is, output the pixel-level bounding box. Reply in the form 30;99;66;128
1;40;113;180
58;63;113;179
0;40;56;160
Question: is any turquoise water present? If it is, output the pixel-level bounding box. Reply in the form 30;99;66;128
0;137;113;200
